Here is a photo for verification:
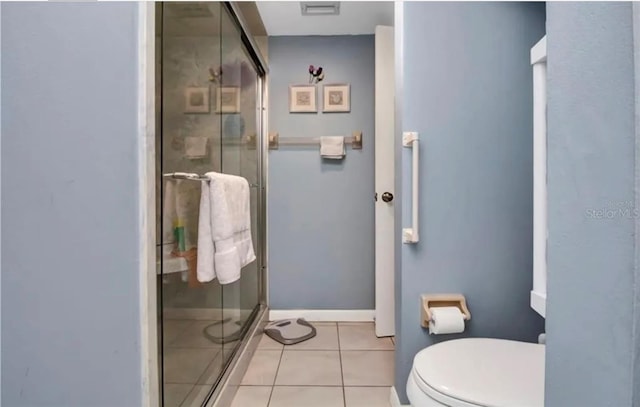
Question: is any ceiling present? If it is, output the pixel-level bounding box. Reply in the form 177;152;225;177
255;1;394;36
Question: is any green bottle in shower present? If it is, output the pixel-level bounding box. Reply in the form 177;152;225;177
173;219;186;253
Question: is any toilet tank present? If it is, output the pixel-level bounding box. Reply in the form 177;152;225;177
531;35;547;318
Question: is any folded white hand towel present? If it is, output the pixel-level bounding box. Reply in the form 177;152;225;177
320;136;345;159
185;136;208;159
197;172;256;284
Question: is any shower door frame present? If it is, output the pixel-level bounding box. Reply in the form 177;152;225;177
200;3;270;406
138;2;269;406
138;2;159;407
199;4;270;405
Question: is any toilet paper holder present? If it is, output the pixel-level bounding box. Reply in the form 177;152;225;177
421;294;471;328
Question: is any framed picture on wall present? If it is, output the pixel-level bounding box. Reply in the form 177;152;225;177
216;86;241;113
289;85;317;113
323;84;350;113
184;87;210;114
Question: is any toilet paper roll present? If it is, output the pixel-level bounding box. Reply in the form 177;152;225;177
428;306;465;335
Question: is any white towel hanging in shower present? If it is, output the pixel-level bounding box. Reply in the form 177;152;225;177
197;172;256;284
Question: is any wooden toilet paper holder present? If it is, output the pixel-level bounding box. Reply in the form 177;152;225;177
421;294;471;328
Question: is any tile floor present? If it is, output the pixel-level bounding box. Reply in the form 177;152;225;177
230;322;395;407
163;318;226;407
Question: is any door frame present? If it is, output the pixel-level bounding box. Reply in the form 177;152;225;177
137;2;158;406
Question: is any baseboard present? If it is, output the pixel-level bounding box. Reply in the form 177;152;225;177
268;309;375;322
390;386;411;407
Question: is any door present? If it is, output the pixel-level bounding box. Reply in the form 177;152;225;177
374;25;395;337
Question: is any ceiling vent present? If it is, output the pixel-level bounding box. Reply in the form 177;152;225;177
300;2;341;16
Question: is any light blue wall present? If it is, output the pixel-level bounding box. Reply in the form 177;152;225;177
0;4;3;402
396;2;546;403
1;3;143;405
545;3;640;406
634;6;640;405
268;36;375;309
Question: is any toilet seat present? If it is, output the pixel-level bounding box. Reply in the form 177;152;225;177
410;338;545;407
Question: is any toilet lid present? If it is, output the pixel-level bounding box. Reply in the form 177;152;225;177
413;338;545;407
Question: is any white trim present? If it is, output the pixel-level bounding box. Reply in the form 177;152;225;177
530;291;547;318
530;35;547;64
264;75;270;307
261;45;270;308
0;4;3;403
390;386;411;407
531;34;547;320
137;3;158;407
268;309;375;322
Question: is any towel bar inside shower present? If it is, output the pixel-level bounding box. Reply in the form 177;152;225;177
163;173;259;188
267;131;362;150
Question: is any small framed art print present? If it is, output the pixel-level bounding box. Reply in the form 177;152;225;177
184;87;210;114
323;84;350;113
216;86;241;114
289;85;317;113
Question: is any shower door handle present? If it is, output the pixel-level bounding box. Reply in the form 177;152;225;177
402;132;419;244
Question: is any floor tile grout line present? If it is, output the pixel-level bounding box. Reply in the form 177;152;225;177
269;385;352;388
163;383;195;407
336;322;347;407
176;383;196;407
266;346;284;406
191;348;222;387
165;320;198;347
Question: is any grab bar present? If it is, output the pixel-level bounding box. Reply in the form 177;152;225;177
402;132;419;244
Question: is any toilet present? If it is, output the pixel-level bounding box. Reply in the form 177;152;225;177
406;338;545;406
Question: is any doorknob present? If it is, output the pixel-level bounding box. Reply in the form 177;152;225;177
382;192;394;202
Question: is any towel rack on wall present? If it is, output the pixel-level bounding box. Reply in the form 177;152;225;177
267;131;363;150
163;173;259;188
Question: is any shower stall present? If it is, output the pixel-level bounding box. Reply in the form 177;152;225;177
155;2;267;406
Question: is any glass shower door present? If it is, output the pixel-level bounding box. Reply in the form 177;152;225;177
218;5;262;365
158;3;264;406
159;3;225;406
